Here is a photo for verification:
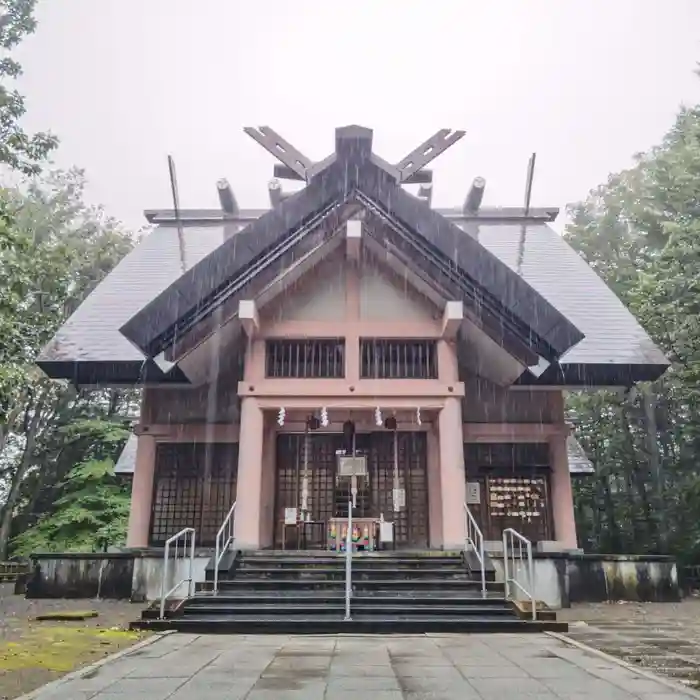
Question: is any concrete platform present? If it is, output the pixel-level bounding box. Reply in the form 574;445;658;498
20;631;699;699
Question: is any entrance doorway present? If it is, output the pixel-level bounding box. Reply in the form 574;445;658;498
274;432;429;549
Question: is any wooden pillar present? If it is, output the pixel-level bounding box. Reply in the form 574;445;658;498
548;391;577;548
426;425;443;548
345;259;361;383
126;434;157;548
438;397;467;549
549;434;578;549
233;397;264;549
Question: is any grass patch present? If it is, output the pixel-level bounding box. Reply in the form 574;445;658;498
0;625;143;673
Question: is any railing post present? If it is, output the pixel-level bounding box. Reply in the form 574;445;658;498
214;501;236;597
479;528;486;599
502;530;509;601
463;502;487;600
189;529;196;597
159;527;196;620
344;499;352;621
160;540;170;620
501;528;536;619
527;540;535;620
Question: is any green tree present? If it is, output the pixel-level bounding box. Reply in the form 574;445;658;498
0;0;57;174
0;170;135;559
565;103;700;564
11;457;131;557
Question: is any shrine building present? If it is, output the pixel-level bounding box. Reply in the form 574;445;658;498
38;126;669;555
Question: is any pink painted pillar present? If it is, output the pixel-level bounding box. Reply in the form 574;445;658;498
258;416;277;548
427;426;443;548
549;435;578;549
345;260;360;383
126;434;157;547
233;397;264;549
438;397;467;549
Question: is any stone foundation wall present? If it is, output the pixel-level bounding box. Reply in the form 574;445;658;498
25;551;210;602
491;552;680;609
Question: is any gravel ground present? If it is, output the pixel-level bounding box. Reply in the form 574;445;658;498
559;598;700;691
0;583;149;700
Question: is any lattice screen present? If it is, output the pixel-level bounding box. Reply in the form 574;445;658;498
274;432;428;549
150;443;238;546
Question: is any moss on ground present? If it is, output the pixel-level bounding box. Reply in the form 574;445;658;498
0;625;143;674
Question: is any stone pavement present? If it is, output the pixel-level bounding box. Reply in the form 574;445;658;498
26;632;698;700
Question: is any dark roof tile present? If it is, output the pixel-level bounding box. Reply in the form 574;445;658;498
38;217;668;375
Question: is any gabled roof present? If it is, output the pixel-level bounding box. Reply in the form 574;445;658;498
37;125;669;388
119;126;583;367
37;218;669;386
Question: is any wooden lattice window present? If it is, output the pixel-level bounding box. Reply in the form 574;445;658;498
150;443;238;546
366;432;429;548
266;339;345;378
360;339;437;379
274;434;339;547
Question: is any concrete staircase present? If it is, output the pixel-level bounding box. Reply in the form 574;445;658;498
132;550;566;633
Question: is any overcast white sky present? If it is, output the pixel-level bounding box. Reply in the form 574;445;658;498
15;0;700;232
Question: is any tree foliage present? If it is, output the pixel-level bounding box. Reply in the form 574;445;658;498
0;0;57;174
11;457;131;557
0;171;136;559
566;103;700;564
0;1;137;559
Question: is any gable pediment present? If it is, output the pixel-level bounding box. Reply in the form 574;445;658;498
258;248;441;328
359;261;436;323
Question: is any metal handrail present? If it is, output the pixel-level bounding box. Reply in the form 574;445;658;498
214;500;236;595
159;527;196;620
344;499;353;621
463;503;486;599
502;528;536;621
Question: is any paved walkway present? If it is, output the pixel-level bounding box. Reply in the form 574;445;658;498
28;632;698;700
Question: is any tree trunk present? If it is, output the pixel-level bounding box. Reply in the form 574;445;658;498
642;384;666;550
0;396;26;460
0;397;45;560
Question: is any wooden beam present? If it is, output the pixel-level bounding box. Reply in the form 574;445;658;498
239;379;465;400
244;126;312;181
463;422;570;442
345;219;362;261
396;129;465;182
239;299;259;338
442;300;463;339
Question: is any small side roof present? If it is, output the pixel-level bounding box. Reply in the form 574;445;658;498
114;434;138;474
566;435;595;475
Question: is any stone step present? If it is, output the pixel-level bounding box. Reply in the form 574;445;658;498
182;603;515;616
241;550;464;558
215;578;504;591
232;566;472;580
190;593;507;605
236;558;466;569
132;616;567;634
